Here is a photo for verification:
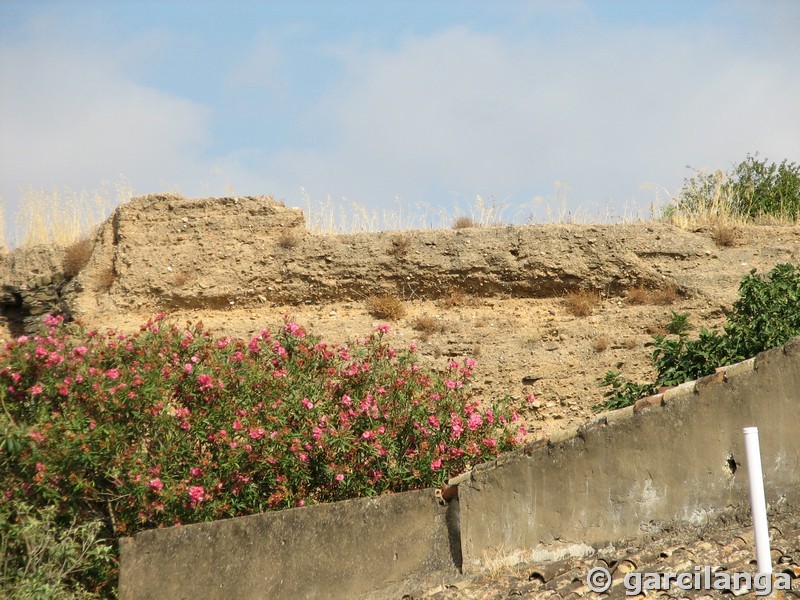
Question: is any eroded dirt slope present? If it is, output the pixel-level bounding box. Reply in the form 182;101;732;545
1;195;799;440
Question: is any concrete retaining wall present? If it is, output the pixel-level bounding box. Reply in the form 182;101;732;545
119;338;800;597
119;488;459;599
458;337;800;571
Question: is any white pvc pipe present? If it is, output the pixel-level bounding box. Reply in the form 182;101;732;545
743;426;772;575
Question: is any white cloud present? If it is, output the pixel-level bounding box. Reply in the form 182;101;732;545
254;10;800;220
0;24;211;213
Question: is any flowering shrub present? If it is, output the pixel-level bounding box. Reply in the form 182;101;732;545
0;315;524;595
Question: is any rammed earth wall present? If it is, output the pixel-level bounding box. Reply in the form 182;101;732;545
119;337;800;598
67;194;718;316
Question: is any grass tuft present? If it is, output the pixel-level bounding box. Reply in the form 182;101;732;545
626;285;677;306
452;216;479;229
366;294;406;320
276;230;301;249
592;336;609;353
388;235;410;258
437;288;467;308
564;289;598;317
711;222;739;247
62;236;94;278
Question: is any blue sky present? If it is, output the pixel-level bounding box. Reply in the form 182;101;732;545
2;1;799;234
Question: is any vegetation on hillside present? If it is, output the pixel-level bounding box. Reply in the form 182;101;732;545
665;154;800;226
597;263;800;411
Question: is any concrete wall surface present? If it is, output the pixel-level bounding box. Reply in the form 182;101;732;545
458;338;800;571
119;488;459;600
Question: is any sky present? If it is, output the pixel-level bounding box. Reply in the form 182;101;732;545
1;0;799;238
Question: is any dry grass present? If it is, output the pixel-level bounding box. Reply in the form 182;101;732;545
366;293;406;320
411;315;446;341
96;266;116;292
303;190;507;234
452;216;479;229
711;221;739;247
563;289;598;317
388;235;410;258
11;179;132;247
626;285;678;306
172;271;191;286
276;230;301;249
63;236;94;278
592;336;609;353
623;338;639;350
481;544;526;579
412;315;442;333
437;288;467;308
645;323;668;335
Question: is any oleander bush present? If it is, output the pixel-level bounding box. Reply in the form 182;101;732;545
0;316;524;596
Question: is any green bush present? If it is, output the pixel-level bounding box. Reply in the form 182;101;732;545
598;263;800;410
669;154;800;222
0;502;113;599
1;316;523;596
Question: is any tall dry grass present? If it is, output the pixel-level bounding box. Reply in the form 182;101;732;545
302;189;508;234
6;178;133;248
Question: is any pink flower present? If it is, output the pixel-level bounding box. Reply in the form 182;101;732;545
148;478;164;492
105;368;121;380
188;485;205;506
43;314;64;327
232;420;243;431
184;363;193;374
27;431;44;443
197;374;213;390
29;383;44;396
284;322;305;337
444;379;457;390
180;421;191;431
467;413;483;431
46;352;64;367
428;415;440;429
449;413;464;439
189;467;202;478
248;427;266;440
301;398;314;410
374;324;390;334
430;458;443;470
361;430;374;440
335;473;345;482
